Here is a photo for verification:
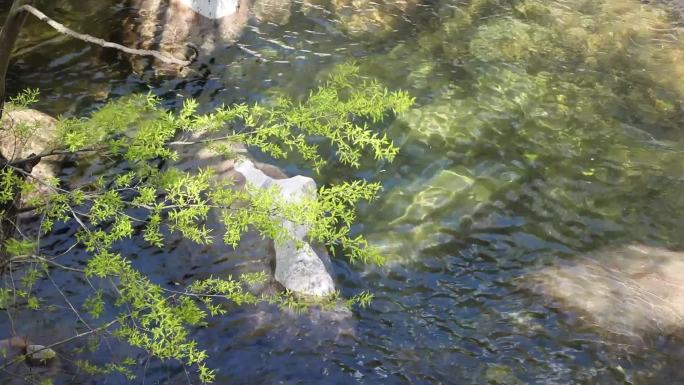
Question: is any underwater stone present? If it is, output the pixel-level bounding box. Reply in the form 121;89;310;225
0;336;27;359
26;345;56;363
253;0;292;25
485;364;524;385
303;0;420;38
530;244;684;342
234;160;336;297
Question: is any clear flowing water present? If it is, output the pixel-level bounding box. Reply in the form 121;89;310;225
3;0;684;383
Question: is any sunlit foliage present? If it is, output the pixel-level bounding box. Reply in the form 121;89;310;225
0;64;413;382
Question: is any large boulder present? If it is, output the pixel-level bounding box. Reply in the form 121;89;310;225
0;109;62;199
529;244;684;342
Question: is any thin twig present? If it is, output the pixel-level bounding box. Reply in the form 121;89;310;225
17;5;196;67
10;33;69;58
46;269;96;339
9;254;84;273
0;318;119;370
10;146;103;165
166;129;259;146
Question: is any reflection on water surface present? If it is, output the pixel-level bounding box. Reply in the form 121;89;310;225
3;0;684;383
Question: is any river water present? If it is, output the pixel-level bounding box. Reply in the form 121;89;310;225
3;0;684;384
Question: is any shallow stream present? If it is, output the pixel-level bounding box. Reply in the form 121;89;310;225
3;0;684;383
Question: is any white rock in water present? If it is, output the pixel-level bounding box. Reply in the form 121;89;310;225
177;0;239;18
235;160;336;297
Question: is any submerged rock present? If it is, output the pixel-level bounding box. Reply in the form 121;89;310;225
302;0;420;38
253;0;292;25
485;364;524;385
242;302;356;343
0;338;56;367
25;344;56;363
0;336;27;360
366;161;521;263
529;244;684;343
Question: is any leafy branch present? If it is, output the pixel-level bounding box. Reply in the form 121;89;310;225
0;63;413;382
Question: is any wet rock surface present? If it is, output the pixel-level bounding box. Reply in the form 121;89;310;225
529;244;684;343
0;109;62;201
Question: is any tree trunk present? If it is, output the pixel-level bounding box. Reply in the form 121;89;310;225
0;0;32;266
0;0;32;121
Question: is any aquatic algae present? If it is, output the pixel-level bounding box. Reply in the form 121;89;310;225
468;18;560;64
302;0;421;38
388;169;476;225
464;0;684;120
400;0;684;157
356;0;684;258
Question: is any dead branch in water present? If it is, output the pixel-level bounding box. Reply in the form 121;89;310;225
17;4;197;67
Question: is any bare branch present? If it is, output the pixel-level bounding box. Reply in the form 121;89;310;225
0;318;120;371
9;254;84;273
17;4;196;67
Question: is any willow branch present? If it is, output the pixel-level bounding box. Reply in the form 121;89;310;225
9;146;103;165
17;4;196;67
13;132;253;165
